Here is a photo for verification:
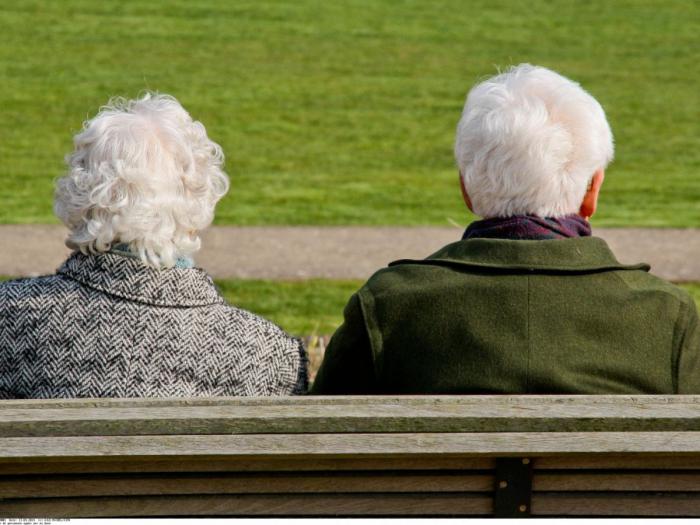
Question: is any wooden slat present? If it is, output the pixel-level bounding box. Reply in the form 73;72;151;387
6;471;700;498
6;490;700;517
535;472;700;492
0;456;495;475
3;397;700;436
533;492;700;516
0;493;493;517
2;395;698;409
2;432;700;459
537;456;700;470
0;471;493;498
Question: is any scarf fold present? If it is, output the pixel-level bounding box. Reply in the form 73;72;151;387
463;214;591;241
110;243;194;269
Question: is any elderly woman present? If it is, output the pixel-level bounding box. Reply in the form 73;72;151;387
312;64;700;394
0;94;307;398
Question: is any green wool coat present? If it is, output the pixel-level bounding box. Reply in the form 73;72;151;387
311;236;700;394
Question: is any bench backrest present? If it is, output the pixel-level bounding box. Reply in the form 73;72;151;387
1;395;700;517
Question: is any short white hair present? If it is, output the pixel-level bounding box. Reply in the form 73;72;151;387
454;64;613;218
55;93;229;268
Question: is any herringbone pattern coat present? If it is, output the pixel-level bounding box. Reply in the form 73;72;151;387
0;252;307;398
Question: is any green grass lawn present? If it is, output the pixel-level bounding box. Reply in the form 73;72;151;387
682;283;700;305
216;279;362;335
1;1;699;227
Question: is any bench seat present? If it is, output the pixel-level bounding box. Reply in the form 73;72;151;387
1;395;700;517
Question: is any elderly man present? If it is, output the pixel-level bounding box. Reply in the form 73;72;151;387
0;93;307;398
312;64;700;394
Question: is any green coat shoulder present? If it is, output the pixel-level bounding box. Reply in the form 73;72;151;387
312;237;700;395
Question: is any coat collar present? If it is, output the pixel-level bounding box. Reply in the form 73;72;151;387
57;251;225;307
390;236;650;274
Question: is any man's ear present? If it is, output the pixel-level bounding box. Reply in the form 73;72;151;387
459;173;474;213
579;169;605;220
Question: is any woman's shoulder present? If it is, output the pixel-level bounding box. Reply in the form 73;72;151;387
219;302;299;346
214;303;308;394
0;273;79;301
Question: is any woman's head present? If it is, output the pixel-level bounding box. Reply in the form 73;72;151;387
55;93;229;268
454;64;613;219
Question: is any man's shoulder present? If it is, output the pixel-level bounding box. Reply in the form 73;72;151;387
361;262;437;298
358;237;692;312
612;267;696;308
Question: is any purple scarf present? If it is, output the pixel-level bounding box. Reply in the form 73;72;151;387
463;215;591;240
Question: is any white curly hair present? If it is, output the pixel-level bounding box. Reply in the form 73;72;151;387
454;64;614;218
55;93;229;268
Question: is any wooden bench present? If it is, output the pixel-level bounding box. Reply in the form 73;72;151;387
1;395;700;517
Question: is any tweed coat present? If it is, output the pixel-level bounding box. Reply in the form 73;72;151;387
0;251;307;398
311;236;700;394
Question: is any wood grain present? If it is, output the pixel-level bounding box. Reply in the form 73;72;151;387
2;397;700;436
533;492;700;516
0;456;495;475
5;467;699;495
2;395;698;409
0;471;493;498
7;491;700;518
537;456;700;470
0;493;493;517
534;472;700;492
2;432;700;459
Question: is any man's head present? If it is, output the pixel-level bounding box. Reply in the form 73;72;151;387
55;93;229;268
454;64;613;219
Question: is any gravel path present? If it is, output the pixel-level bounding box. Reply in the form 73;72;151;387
2;225;699;282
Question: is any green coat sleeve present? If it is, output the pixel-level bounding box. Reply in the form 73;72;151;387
678;298;700;394
310;293;377;394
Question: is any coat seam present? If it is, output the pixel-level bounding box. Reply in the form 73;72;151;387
357;288;383;381
526;275;531;393
671;298;689;394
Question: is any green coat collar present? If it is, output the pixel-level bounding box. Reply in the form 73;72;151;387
390;236;650;274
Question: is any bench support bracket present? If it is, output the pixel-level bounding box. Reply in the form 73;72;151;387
494;457;533;517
